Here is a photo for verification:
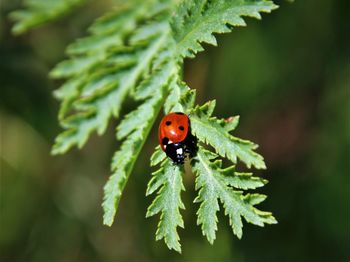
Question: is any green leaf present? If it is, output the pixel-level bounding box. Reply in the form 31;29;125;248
102;58;177;226
172;0;278;58
192;148;276;242
10;0;279;252
51;8;172;155
190;102;266;169
163;82;198;114
102;85;164;226
223;171;267;190
150;146;166;167
146;160;185;252
9;0;89;35
163;81;188;113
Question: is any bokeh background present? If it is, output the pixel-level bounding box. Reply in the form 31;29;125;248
1;0;350;261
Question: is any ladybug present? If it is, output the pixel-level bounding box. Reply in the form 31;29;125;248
158;112;197;164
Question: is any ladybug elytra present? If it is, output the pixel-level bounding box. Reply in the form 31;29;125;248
158;112;197;164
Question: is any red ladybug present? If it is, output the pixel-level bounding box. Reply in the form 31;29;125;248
158;112;197;164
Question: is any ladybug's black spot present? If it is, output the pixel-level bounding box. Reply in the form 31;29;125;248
165;121;172;126
178;126;184;131
162;137;169;145
175;112;185;115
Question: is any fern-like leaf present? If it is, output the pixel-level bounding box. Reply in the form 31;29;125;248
172;0;278;58
51;4;172;154
102;92;164;226
190;101;266;169
146;160;185;252
10;0;280;253
102;57;178;225
192;148;276;242
150;146;167;167
10;0;88;35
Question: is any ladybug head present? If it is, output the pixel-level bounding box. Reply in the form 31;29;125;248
164;142;186;165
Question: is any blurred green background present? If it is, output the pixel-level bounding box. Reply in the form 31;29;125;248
1;0;350;261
